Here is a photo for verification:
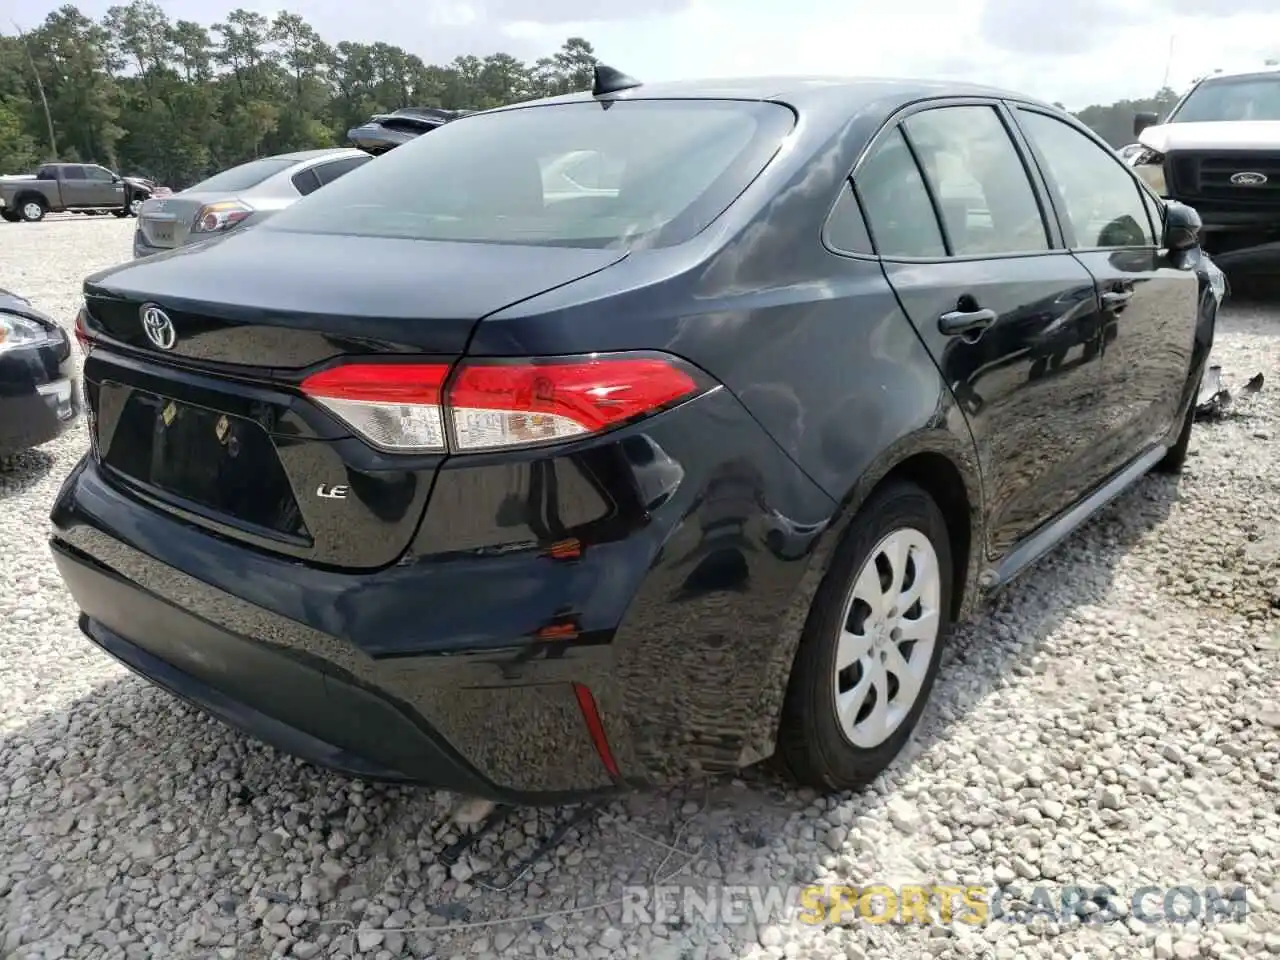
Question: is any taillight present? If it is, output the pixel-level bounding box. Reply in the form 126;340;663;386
449;358;699;451
300;354;703;454
301;363;449;452
73;305;94;355
193;200;253;234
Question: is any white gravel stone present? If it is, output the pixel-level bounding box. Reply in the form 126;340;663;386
2;218;1279;960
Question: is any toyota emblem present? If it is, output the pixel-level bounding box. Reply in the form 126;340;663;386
140;304;176;350
1230;171;1268;186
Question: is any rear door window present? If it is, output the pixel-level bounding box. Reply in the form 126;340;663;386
853;128;946;258
291;168;322;196
313;155;371;186
262;100;796;250
902;105;1050;255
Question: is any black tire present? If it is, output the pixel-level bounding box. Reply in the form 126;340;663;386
112;209;129;218
778;480;954;792
18;197;46;222
1;211;19;223
1154;391;1196;474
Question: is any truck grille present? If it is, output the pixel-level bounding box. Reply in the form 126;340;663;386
1167;151;1280;204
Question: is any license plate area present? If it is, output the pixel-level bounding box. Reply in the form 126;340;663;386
143;220;176;246
97;383;309;541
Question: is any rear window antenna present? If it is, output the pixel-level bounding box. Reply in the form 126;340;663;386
592;64;642;97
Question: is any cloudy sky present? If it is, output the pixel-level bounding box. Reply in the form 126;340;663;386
12;0;1280;109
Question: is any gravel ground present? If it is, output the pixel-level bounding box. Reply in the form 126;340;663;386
1;216;1278;960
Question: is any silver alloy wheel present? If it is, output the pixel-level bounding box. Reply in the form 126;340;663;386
22;201;43;221
130;197;143;215
833;527;941;748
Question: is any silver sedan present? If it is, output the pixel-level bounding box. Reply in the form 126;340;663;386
132;148;372;259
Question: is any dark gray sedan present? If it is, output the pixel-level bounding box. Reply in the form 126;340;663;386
132;148;371;259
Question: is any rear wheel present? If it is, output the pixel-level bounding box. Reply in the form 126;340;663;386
112;208;129;218
19;198;46;222
778;481;953;791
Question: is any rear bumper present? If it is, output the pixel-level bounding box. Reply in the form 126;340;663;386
50;387;836;800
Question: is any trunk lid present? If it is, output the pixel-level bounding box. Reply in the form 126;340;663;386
81;228;627;569
136;192;225;249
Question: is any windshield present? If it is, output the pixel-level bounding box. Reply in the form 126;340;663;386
1170;76;1280;122
185;157;295;193
262;99;795;249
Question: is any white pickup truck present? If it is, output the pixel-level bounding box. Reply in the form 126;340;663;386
1124;66;1280;274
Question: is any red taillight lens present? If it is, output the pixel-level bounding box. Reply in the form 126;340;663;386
449;358;699;452
301;363;450;452
73;305;94;355
300;354;701;454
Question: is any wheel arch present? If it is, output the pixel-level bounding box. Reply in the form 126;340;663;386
13;190;49;211
757;427;986;761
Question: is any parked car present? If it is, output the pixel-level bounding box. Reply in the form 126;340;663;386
1128;64;1280;273
132;148;372;259
52;67;1216;803
0;162;154;222
346;106;466;155
1;287;79;457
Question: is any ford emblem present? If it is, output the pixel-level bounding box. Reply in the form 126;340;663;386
1230;171;1268;186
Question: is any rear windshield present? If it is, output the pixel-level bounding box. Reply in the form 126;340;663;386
262;100;795;249
185;157;296;194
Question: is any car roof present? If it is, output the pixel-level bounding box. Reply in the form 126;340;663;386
1194;65;1280;83
486;75;1056;117
269;148;367;163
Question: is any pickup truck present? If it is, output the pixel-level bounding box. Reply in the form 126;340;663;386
0;163;154;223
1124;65;1280;275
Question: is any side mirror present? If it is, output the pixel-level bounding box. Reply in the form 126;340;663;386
1163;200;1201;252
1134;111;1159;137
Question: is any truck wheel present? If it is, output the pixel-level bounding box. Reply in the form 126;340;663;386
1;210;20;223
112;208;129;218
19;198;46;222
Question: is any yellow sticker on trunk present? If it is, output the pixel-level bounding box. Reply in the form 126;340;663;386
161;402;177;426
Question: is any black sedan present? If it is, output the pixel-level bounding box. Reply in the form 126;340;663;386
1;288;79;457
50;67;1216;803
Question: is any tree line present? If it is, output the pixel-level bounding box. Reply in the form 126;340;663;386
0;2;599;188
0;2;1189;190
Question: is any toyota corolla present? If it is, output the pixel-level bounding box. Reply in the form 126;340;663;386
51;68;1216;802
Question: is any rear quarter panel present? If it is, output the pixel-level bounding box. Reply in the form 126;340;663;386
471;104;987;760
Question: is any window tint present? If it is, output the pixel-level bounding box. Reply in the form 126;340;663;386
85;166;114;181
263;100;795;250
36;166;55;180
186;157;295;194
825;181;872;253
314;155;370;186
1016;110;1156;248
853;127;945;258
62;166;85;180
903;106;1048;255
292;168;322;196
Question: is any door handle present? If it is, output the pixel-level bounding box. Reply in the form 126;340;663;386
1101;290;1133;309
938;307;997;338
